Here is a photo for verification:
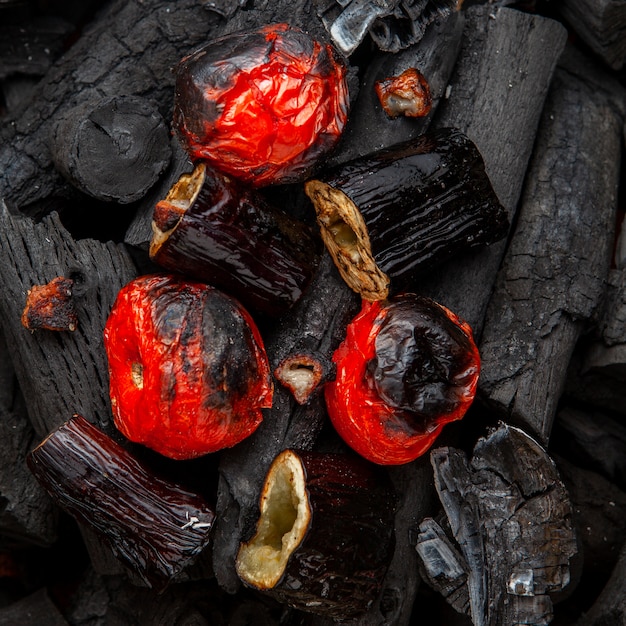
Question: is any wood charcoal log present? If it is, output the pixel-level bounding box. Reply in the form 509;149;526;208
0;0;225;217
0;201;138;437
415;5;568;336
555;0;626;70
0;587;69;626
326;12;464;166
49;95;171;204
418;423;578;626
0;330;58;548
477;45;626;444
28;414;215;592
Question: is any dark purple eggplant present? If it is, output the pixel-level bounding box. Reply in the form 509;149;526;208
150;162;321;318
27;414;215;591
235;448;397;619
305;127;509;301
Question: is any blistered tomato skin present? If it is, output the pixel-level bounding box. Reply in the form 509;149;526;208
173;23;349;187
325;295;480;465
103;274;273;460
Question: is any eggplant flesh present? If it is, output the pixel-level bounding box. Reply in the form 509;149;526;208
236;449;397;619
305;127;509;301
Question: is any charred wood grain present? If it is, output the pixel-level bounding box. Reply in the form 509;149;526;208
0;587;69;626
412;5;567;336
0;330;58;548
0;201;138;437
327;12;464;166
0;0;225;215
477;45;626;444
555;0;626;70
211;253;361;593
49;95;171;204
418;423;578;626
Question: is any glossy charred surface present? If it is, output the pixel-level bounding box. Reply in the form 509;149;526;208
305;127;509;300
150;163;320;318
236;448;397;619
103;274;273;460
325;294;480;465
173;23;349;187
375;67;432;118
27;414;215;591
21;276;77;332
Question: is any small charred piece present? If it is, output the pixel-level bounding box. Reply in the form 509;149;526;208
21;276;77;332
273;352;333;405
27;414;215;591
236;448;397;619
150;163;321;318
305;127;509;301
375;67;432;118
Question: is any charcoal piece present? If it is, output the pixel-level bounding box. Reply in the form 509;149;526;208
563;268;626;417
477;45;626;444
555;0;626;70
0;201;138;437
418;423;578;626
28;414;215;592
415;5;568;336
0;330;58;548
0;0;225;216
0;587;68;626
212;253;361;593
49;95;171;204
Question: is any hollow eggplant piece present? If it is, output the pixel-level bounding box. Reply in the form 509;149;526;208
150;163;321;318
305;127;509;301
235;448;397;619
27;414;215;592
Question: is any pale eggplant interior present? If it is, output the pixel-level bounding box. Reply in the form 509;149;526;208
149;162;206;255
304;179;389;301
236;450;311;589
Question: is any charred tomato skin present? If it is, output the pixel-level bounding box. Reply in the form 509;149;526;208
103;274;273;460
173;23;349;187
325;294;480;465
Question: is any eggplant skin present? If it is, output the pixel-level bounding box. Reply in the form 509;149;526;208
307;127;509;299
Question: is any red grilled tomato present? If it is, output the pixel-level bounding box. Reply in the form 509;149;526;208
103;274;273;460
325;294;480;465
172;23;349;187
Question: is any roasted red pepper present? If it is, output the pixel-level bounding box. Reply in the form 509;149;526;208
324;294;479;465
173;23;349;187
103;274;273;460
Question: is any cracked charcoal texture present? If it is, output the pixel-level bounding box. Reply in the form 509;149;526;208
477;44;626;445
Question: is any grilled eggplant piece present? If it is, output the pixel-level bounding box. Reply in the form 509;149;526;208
27;414;215;591
150;163;320;318
236;448;397;619
305;127;509;301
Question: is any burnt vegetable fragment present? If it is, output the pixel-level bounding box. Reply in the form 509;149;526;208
27;414;215;592
236;448;397;619
305;127;509;301
150;163;321;318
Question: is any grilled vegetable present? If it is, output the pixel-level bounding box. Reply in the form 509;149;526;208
305;127;509;301
325;294;480;465
150;162;320;318
27;414;215;591
375;67;432;118
173;23;349;187
21;276;77;332
236;448;397;619
103;274;273;460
